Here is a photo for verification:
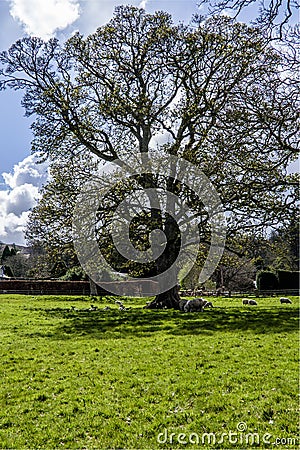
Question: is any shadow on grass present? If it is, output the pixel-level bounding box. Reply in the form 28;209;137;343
28;306;299;340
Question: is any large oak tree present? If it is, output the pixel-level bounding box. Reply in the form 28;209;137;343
1;6;298;307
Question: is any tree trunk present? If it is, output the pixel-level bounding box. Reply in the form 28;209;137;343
144;284;181;309
143;174;182;310
89;277;98;296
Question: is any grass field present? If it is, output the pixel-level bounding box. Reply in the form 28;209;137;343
0;294;298;449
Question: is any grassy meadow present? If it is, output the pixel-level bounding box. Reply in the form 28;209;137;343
0;294;298;449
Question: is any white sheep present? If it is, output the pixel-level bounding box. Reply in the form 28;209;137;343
242;299;257;305
115;300;130;311
280;297;292;304
248;300;257;305
184;298;210;312
184;298;202;312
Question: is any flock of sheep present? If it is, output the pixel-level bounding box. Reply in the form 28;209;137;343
70;300;131;312
242;297;292;306
71;296;293;313
178;296;293;312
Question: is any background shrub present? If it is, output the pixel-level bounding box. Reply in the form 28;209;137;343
256;270;279;290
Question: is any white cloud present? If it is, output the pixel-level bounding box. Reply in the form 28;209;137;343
139;0;148;9
5;184;40;216
2;155;47;189
0;155;48;245
0;211;30;246
9;0;81;40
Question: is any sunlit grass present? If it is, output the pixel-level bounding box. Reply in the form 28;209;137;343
0;294;298;449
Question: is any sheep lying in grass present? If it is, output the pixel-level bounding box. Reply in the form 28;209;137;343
115;300;125;310
242;299;257;305
249;299;257;305
242;298;250;305
115;300;131;311
280;297;292;304
184;298;213;312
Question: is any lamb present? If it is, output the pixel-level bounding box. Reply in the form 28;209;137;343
242;299;257;305
248;300;257;305
115;300;130;311
280;297;292;304
184;298;212;312
204;301;213;308
115;300;125;310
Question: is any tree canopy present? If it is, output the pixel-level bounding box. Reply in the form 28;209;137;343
199;0;299;38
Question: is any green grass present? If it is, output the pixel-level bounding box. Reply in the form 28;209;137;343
0;294;298;449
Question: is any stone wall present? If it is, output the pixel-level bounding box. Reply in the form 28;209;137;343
0;279;92;295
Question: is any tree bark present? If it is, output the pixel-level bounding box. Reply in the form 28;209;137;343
144;284;181;309
144;196;182;309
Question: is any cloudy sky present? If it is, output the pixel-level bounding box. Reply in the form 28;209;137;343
0;0;201;245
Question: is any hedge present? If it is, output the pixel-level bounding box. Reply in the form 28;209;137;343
257;270;299;291
277;270;299;290
256;271;279;291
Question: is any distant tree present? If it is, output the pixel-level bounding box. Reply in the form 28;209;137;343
3;253;31;278
60;266;88;281
0;245;24;277
269;212;300;271
1;6;298;308
1;245;13;262
3;265;14;278
212;254;256;291
25;155;97;277
25;244;52;279
181;248;256;292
